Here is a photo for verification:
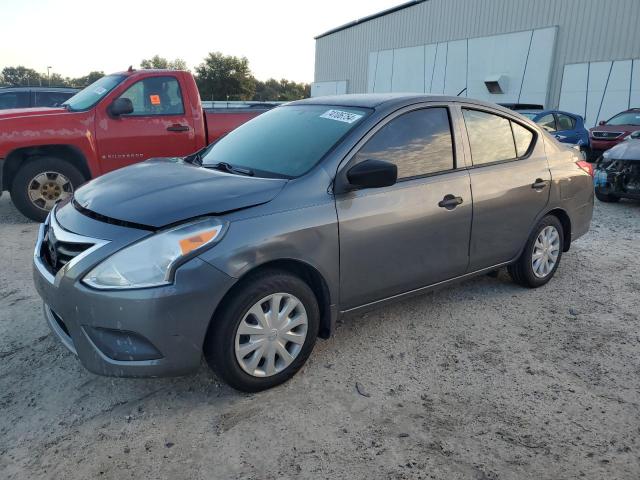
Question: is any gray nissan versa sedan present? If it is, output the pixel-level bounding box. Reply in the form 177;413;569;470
33;94;594;391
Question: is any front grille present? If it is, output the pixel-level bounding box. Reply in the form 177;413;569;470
592;131;623;139
40;225;93;274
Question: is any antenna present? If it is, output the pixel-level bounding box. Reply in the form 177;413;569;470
456;87;467;97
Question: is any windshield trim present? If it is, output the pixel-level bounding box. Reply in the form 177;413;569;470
201;104;372;179
62;74;127;112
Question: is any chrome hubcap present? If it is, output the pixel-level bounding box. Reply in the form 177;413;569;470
531;225;560;278
28;171;73;211
234;293;308;377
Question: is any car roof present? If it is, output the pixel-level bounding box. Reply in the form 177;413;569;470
288;93;516;113
0;86;79;92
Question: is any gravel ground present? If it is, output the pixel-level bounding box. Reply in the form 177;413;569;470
1;194;639;480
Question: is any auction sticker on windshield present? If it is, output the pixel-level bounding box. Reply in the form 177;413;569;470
320;109;363;124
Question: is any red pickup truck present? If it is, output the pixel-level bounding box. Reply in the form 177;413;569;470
0;69;273;221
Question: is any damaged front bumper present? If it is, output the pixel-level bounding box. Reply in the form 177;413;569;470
33;206;235;377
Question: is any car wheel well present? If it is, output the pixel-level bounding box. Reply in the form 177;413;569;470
2;145;91;191
546;208;572;252
211;259;333;340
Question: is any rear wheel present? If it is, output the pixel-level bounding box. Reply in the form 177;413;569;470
10;156;86;222
204;270;319;392
595;190;620;203
508;215;564;288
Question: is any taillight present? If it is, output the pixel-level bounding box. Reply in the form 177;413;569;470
576;160;594;177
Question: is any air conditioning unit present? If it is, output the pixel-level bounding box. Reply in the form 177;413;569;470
484;74;507;94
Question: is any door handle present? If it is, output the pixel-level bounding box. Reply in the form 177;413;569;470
438;194;463;210
167;124;190;132
531;178;548;190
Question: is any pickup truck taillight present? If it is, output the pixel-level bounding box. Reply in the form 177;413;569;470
576;160;594;177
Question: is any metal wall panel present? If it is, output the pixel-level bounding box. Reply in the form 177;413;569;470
314;0;640;109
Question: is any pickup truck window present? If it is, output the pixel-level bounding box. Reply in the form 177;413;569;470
63;74;125;111
118;76;184;116
201;105;370;178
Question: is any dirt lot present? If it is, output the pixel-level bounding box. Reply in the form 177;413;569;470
1;194;639;480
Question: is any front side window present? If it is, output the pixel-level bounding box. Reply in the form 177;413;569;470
118;76;184;116
462;109;534;165
353;107;454;179
63;74;125;111
34;91;74;107
201;105;370;178
537;114;557;132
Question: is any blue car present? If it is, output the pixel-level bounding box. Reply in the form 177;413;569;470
517;109;590;148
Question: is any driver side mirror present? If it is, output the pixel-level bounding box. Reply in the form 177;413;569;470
599;120;606;126
108;97;134;117
346;159;397;190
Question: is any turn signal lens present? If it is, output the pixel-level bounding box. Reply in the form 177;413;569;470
576;160;594;177
179;227;222;255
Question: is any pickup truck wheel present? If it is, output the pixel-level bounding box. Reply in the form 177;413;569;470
508;215;564;288
595;190;620;203
204;270;319;392
10;157;86;222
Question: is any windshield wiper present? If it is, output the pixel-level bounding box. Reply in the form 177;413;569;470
205;162;254;176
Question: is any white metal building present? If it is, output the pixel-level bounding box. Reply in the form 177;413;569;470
312;0;640;126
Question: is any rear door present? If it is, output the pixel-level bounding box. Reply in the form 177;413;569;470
336;105;472;309
554;113;580;143
460;106;550;270
95;74;198;173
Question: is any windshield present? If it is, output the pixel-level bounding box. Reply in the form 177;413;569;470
201;104;370;177
606;111;640;126
519;112;538;120
62;74;126;111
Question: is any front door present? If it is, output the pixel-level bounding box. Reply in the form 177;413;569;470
336;106;472;310
460;107;551;270
95;75;197;173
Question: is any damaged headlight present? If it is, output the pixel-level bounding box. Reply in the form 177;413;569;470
83;218;226;289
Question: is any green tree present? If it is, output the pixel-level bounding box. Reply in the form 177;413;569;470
195;52;255;101
70;71;105;87
253;78;310;101
1;66;43;86
140;55;188;70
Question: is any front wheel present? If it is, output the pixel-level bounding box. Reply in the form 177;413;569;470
508;215;564;288
10;157;86;222
204;270;319;392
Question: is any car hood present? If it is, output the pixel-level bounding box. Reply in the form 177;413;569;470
602;139;640;162
589;124;638;135
74;158;288;229
0;106;67;121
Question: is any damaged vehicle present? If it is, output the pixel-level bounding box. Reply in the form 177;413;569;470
33;95;594;392
594;131;640;203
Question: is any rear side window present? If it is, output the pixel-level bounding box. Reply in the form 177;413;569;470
0;91;29;109
556;114;575;130
511;122;534;157
537;114;557;132
354;107;454;179
462;109;534;165
118;76;184;116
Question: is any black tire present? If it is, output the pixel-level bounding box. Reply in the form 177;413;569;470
10;156;86;222
595;190;620;203
204;269;320;392
508;215;564;288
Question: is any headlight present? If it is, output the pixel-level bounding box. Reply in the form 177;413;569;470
83;218;225;289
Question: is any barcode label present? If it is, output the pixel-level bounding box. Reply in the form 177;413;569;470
320;109;363;124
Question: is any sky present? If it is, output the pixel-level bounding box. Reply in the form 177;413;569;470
0;0;401;84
